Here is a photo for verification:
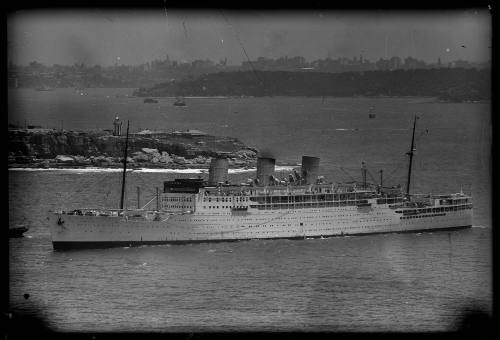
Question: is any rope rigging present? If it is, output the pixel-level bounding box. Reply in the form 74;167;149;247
327;157;408;189
366;169;379;185
119;170;160;210
62;169;119;207
379;158;407;187
339;167;357;183
218;10;264;88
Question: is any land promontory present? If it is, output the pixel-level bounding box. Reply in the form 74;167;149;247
133;68;490;102
8;128;258;169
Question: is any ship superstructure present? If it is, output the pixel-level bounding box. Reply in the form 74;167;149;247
48;116;473;250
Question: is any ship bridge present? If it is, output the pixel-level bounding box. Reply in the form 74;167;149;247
161;178;204;212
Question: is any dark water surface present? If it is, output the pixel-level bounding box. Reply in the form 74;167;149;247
8;89;491;331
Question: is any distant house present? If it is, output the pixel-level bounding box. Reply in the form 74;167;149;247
132;129;169;139
131;128;208;139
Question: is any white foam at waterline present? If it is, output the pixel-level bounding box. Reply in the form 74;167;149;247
9;165;297;173
131;166;296;173
472;225;489;228
8;167;212;173
275;165;298;171
132;168;208;174
9;167;125;173
133;168;257;174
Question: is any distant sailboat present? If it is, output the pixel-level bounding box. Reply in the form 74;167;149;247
9;225;29;238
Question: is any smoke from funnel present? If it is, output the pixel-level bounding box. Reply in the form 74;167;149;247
258;148;275;159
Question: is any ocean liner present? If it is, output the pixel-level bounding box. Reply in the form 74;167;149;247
48;116;473;250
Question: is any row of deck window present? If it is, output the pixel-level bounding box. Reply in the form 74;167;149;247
204;197;249;203
203;206;234;209
202;193;391;204
162;197;192;202
249;201;371;210
400;204;472;215
250;196;375;204
401;213;447;219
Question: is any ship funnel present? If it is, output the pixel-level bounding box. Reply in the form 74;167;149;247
256;157;275;186
301;156;320;184
208;157;229;185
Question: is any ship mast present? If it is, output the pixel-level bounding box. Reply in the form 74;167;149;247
120;120;130;210
405;115;418;197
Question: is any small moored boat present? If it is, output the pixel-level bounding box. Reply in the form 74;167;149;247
9;226;29;238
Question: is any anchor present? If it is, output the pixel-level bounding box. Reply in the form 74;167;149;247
57;216;65;226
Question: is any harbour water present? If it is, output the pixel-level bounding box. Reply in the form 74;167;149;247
8;89;492;331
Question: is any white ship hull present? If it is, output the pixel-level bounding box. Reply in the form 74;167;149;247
48;204;472;250
48;115;473;250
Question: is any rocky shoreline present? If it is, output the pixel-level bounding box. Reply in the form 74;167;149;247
8;128;259;170
8;152;256;170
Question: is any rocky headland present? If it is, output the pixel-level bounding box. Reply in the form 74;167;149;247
8;128;258;169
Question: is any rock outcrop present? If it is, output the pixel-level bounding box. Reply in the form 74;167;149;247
8;128;258;169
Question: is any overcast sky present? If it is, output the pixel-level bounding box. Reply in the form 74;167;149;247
7;8;491;66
